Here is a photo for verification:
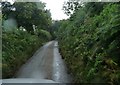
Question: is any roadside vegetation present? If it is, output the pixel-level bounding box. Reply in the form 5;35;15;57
55;2;120;84
2;30;49;78
1;2;52;78
1;1;120;84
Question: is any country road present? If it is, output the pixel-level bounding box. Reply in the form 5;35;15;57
2;41;72;83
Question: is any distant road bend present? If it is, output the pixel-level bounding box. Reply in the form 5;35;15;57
3;41;71;83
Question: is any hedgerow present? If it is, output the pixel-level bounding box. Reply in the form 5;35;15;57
2;29;50;78
57;3;120;84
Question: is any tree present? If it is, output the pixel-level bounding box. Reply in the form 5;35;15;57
1;2;15;20
84;2;106;17
2;2;52;33
63;0;82;16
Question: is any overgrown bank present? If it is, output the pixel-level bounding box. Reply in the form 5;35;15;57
1;2;52;78
57;3;120;84
2;30;51;78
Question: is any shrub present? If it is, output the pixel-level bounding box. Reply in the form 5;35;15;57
2;29;50;78
57;3;120;84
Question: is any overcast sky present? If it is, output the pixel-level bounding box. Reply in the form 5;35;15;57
40;0;69;20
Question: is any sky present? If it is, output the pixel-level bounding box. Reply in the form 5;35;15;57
5;0;69;20
40;0;69;20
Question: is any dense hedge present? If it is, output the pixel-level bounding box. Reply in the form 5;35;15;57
2;29;50;78
57;3;120;84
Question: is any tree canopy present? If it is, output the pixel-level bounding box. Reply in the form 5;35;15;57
1;2;52;32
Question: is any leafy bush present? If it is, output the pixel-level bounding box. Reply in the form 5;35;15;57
57;3;120;84
37;29;52;40
2;29;50;78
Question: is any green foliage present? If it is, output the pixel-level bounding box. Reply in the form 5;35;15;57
13;2;52;32
63;0;81;16
2;29;49;78
57;3;120;84
0;2;13;20
2;2;53;79
37;29;52;40
2;2;52;32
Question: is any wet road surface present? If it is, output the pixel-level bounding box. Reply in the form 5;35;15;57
3;41;71;83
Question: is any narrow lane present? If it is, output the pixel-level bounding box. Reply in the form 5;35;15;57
15;41;54;79
53;42;71;83
3;41;71;83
